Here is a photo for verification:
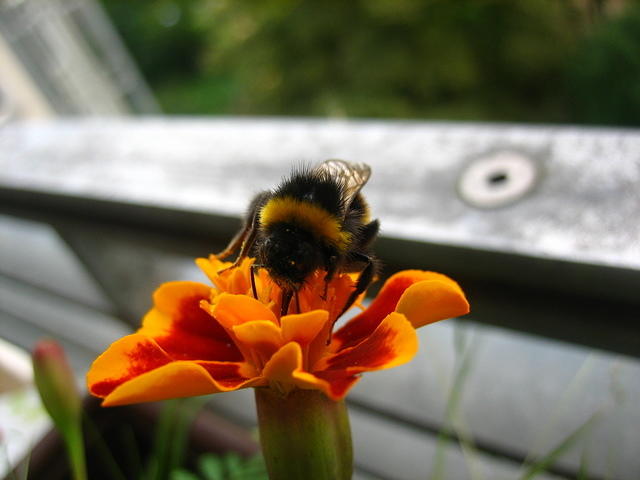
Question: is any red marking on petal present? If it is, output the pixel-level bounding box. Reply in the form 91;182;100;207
334;275;416;349
196;362;250;388
174;295;229;340
313;370;360;400
91;379;122;397
159;295;242;361
327;333;394;371
90;340;171;397
156;334;241;362
325;313;416;373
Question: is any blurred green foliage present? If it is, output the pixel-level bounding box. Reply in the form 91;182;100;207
101;0;640;125
567;4;640;126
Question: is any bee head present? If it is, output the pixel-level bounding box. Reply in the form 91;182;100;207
260;224;322;289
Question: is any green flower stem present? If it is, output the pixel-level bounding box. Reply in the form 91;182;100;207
254;387;353;480
62;422;87;480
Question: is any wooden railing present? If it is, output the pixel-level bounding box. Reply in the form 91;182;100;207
1;118;639;480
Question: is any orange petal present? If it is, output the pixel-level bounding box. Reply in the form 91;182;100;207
233;321;282;346
195;256;232;290
334;271;465;349
212;293;278;330
321;312;418;374
101;360;262;406
297;271;357;323
197;256;257;295
261;342;360;400
139;282;240;361
232;321;283;365
88;334;172;398
142;281;219;336
228;261;253;295
148;282;209;321
261;342;304;385
395;278;469;328
281;310;329;346
261;342;323;392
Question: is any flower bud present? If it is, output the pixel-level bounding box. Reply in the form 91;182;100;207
32;339;81;432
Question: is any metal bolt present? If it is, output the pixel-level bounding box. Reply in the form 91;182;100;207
457;150;538;209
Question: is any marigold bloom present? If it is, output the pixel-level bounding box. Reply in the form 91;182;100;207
87;255;469;406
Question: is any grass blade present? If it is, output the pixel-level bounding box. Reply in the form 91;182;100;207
520;411;601;480
429;325;478;480
167;397;210;476
146;400;179;480
82;412;127;480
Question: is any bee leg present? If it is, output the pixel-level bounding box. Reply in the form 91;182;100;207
281;289;294;317
217;208;261;274
294;291;301;314
217;225;257;273
321;257;340;300
250;263;259;299
217;191;269;264
340;253;378;317
216;221;250;260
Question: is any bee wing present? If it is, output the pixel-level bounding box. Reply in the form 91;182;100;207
315;159;371;215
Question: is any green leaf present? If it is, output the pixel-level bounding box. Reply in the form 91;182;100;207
146;397;210;480
146;400;179;480
222;453;243;475
193;452;268;480
169;469;200;480
199;453;224;480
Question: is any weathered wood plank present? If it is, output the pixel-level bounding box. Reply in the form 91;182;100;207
0;118;637;294
53;223;208;322
0;214;113;311
0;309;96;375
0;275;130;371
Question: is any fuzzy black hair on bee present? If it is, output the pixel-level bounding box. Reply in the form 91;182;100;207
218;159;380;317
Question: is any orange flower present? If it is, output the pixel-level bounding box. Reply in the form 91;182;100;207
87;256;469;406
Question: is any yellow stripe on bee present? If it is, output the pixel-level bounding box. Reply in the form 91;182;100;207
260;197;351;250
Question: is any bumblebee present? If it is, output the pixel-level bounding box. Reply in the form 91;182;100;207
218;159;380;316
